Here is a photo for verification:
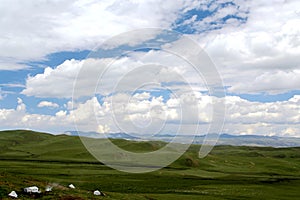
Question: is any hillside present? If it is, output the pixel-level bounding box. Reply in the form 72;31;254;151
0;130;300;199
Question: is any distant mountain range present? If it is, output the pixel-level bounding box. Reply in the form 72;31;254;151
65;131;140;140
64;131;300;147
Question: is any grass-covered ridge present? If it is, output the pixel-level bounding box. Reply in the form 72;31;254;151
0;130;300;199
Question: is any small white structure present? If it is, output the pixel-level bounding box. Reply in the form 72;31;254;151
45;186;52;192
68;184;75;189
8;191;18;198
93;190;101;196
24;186;40;193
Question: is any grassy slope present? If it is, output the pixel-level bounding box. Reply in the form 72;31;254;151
0;130;300;199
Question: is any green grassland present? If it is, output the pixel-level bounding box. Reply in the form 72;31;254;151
0;130;300;199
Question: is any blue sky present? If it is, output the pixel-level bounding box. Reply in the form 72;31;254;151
0;0;299;137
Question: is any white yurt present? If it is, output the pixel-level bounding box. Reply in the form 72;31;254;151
93;190;101;196
24;186;40;193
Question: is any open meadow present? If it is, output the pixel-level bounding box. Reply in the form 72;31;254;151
1;130;300;199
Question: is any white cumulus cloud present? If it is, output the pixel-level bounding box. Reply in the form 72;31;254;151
37;101;59;108
196;0;300;94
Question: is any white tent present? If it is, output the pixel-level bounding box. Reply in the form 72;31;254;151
68;184;75;189
8;191;18;198
93;190;101;196
24;186;40;193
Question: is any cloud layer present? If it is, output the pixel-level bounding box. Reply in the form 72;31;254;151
1;94;299;137
0;0;192;69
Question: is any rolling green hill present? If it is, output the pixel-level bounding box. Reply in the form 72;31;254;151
0;130;300;199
